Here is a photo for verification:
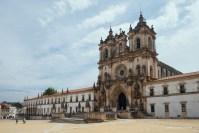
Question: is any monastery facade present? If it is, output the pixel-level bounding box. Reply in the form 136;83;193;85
24;13;199;119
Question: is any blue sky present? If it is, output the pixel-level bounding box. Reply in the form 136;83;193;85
0;0;199;102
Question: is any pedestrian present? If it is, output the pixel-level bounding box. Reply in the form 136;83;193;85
16;118;18;124
23;118;26;124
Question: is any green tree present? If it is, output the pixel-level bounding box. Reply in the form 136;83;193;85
43;87;57;96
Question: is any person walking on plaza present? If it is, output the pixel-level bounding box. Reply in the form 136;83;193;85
23;118;26;124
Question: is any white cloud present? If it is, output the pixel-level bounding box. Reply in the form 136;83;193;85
53;0;67;16
153;0;199;72
38;0;95;27
79;4;128;29
67;0;94;12
147;1;179;31
75;27;107;47
73;22;130;49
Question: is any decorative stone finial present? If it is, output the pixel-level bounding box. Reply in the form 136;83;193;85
109;26;113;35
129;24;133;31
119;28;122;34
100;37;103;43
139;11;144;22
151;25;154;30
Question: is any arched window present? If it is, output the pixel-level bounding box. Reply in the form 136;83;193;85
104;49;108;59
136;38;141;49
136;65;141;75
148;37;152;50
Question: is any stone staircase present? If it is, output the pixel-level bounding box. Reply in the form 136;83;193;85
130;108;153;119
51;117;86;124
117;107;153;119
117;111;132;119
51;113;86;124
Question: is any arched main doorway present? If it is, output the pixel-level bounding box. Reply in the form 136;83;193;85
117;93;127;110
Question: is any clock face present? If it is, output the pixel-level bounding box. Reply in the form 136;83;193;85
115;64;127;79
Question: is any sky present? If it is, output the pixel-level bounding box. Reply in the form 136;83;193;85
0;0;199;102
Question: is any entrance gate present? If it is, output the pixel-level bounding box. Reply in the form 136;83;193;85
117;93;127;110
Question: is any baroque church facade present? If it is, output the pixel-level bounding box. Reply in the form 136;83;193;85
94;13;181;112
23;14;199;119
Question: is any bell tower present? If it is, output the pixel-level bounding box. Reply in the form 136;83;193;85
128;12;158;80
129;13;156;52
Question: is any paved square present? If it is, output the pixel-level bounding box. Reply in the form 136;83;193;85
0;119;199;133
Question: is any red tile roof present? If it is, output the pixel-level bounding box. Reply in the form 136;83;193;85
63;87;93;94
25;86;93;101
147;71;199;84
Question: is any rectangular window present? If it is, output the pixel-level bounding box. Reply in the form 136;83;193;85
70;96;72;102
82;95;85;101
150;104;155;113
70;107;72;113
165;104;169;112
76;96;78;102
181;103;187;112
58;98;60;104
150;88;154;96
88;94;91;101
180;84;186;93
55;98;57;104
163;86;168;95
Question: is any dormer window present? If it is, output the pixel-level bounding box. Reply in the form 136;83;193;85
150;87;154;96
163;86;168;95
136;38;141;49
180;83;186;93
